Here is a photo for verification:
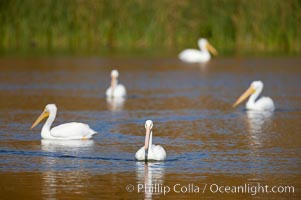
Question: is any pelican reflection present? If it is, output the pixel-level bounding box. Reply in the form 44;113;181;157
136;162;165;200
41;139;95;151
40;139;95;199
106;97;125;111
246;111;273;147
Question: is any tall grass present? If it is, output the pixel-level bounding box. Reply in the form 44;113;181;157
0;0;300;55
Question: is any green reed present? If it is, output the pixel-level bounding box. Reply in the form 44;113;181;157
0;0;300;55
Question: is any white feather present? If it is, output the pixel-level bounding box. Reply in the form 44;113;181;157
33;104;97;140
135;145;166;161
51;122;97;139
135;120;166;161
179;49;210;63
106;84;126;98
178;38;215;63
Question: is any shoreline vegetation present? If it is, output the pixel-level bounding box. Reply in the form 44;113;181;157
0;0;300;56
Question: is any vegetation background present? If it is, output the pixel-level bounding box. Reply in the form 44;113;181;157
0;0;300;56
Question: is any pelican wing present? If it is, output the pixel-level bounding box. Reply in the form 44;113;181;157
179;49;200;60
135;145;166;161
179;49;209;63
115;84;126;96
106;84;127;98
135;146;146;161
151;145;167;161
50;122;97;139
255;97;275;111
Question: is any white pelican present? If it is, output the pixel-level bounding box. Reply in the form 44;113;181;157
31;104;97;140
106;97;125;111
135;120;166;161
178;38;218;63
106;69;126;98
233;81;275;111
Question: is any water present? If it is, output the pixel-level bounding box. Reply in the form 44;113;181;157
0;57;300;199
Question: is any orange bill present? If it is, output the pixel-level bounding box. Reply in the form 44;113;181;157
233;86;256;108
144;127;151;150
206;43;218;56
30;110;49;129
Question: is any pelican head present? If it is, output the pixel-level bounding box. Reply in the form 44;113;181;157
31;104;57;129
111;69;119;78
233;81;263;108
198;38;218;56
144;120;153;160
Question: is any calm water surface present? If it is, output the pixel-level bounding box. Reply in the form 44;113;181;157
0;57;300;199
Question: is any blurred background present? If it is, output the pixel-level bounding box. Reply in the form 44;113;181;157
0;1;301;199
0;0;300;56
